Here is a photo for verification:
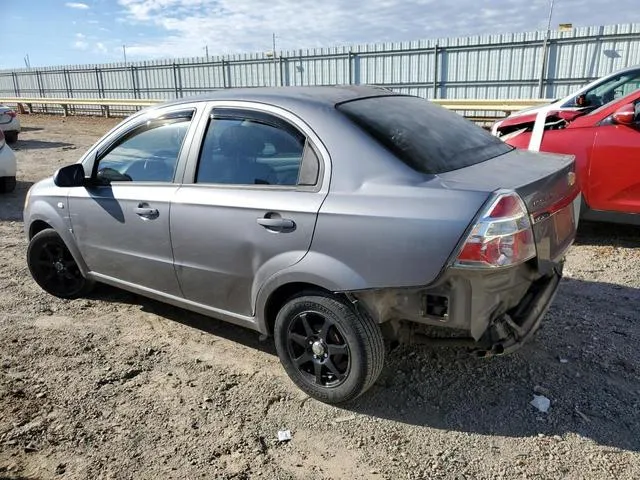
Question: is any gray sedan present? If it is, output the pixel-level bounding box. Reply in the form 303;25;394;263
24;87;580;403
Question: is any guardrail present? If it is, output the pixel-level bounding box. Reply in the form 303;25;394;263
0;97;159;117
0;96;551;119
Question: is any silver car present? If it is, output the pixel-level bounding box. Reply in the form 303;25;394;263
24;87;580;403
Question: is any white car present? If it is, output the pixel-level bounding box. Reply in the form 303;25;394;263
0;130;17;193
0;105;20;144
492;65;640;136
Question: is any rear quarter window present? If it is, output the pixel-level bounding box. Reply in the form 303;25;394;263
337;95;512;175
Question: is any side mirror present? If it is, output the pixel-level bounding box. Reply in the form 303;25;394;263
53;164;86;187
612;103;637;125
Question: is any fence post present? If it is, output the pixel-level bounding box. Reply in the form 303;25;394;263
220;59;227;88
172;64;182;98
35;70;44;97
95;67;104;98
130;66;139;99
35;70;48;113
282;57;290;86
278;55;284;86
298;50;304;86
348;49;353;85
432;44;439;99
11;72;19;97
63;69;72;98
538;37;550;98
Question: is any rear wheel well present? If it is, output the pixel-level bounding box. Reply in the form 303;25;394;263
29;220;53;240
264;282;333;335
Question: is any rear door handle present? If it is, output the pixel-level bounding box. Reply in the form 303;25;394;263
257;217;295;231
135;203;159;218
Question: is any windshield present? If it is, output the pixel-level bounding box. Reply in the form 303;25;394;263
337;95;513;175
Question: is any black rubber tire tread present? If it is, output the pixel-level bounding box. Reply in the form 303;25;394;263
4;132;18;144
0;176;16;193
27;228;94;299
274;291;385;404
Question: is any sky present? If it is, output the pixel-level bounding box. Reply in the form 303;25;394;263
2;0;640;69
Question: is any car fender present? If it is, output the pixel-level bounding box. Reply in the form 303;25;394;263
25;196;90;277
253;251;368;333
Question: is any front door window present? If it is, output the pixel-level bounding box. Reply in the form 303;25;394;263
96;116;192;183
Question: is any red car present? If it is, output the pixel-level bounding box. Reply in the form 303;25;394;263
503;89;640;225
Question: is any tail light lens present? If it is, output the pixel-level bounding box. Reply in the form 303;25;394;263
455;191;536;268
0;130;5;149
6;110;16;118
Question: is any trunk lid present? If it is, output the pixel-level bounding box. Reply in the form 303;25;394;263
438;148;579;271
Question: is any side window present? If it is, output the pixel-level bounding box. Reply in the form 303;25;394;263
582;72;640;107
619;80;640;98
196;110;308;187
96;116;192;183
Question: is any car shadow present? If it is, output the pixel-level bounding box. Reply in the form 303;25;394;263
85;275;640;452
575;220;638;248
85;187;125;223
19;126;45;132
0;476;43;480
11;139;75;151
86;284;276;356
0;181;34;221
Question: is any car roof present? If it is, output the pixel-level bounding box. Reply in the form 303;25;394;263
159;85;397;109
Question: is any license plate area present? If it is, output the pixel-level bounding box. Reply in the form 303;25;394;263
531;199;578;264
553;202;575;245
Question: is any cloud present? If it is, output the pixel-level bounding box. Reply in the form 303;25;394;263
95;42;108;54
116;0;640;60
65;2;90;9
75;33;86;39
73;40;89;50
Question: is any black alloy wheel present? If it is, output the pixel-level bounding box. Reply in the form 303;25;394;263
274;293;385;404
27;229;93;299
287;310;351;388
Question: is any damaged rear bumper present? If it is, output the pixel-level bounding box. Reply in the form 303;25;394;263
475;265;561;355
352;260;563;356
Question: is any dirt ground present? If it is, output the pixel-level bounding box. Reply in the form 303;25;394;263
0;115;639;480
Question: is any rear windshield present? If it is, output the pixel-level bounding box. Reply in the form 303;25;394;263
337;95;513;175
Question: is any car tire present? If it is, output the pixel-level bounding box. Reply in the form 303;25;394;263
4;132;18;144
0;176;16;193
27;229;94;299
274;292;385;404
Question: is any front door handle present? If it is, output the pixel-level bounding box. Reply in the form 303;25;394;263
135;203;159;218
257;216;295;231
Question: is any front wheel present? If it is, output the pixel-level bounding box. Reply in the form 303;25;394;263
27;229;93;299
274;293;385;404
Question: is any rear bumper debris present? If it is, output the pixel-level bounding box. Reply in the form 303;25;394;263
352;260;564;356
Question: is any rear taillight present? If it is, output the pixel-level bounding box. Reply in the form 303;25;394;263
6;110;16;118
455;191;536;268
0;130;5;149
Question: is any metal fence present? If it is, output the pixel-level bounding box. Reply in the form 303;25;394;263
1;23;639;106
